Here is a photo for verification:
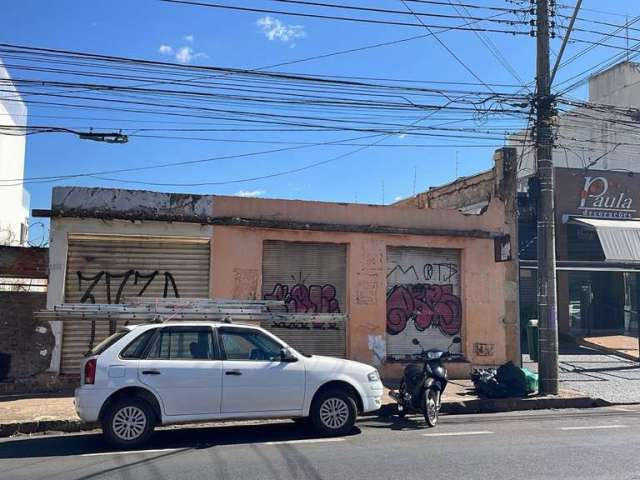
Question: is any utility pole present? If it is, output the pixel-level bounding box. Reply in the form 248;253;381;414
535;0;559;394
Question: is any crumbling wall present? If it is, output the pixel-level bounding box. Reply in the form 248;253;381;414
0;292;53;381
0;246;48;278
427;172;495;210
52;187;214;222
393;171;495;211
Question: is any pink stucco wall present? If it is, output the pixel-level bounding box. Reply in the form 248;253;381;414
210;196;512;380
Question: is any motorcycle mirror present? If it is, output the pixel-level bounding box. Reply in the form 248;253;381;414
411;338;420;345
451;337;462;344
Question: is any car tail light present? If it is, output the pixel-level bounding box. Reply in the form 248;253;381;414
84;359;97;385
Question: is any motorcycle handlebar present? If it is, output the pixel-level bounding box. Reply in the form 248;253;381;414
443;352;464;359
415;351;464;360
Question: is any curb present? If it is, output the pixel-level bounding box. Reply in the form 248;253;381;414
0;396;612;438
0;420;99;438
377;395;610;417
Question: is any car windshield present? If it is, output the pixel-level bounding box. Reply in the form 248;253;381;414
85;329;129;357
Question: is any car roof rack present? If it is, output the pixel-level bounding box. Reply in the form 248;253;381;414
35;298;346;324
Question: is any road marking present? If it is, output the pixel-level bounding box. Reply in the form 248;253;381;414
422;431;493;437
263;438;346;446
80;448;181;457
560;425;629;431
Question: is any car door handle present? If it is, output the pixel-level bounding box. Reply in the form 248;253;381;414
142;370;161;375
225;370;242;376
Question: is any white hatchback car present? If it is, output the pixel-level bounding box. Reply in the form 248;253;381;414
75;322;384;447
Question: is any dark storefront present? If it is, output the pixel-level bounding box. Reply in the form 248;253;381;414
520;168;640;339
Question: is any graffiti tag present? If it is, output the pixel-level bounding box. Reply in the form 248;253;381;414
77;270;179;304
386;284;462;336
264;283;340;313
387;263;459;283
271;320;340;331
76;269;180;349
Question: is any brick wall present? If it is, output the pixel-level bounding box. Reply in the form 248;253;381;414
0;291;53;381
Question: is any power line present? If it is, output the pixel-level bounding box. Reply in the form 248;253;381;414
263;0;527;25
403;0;524;13
0;132;384;185
399;0;496;93
448;0;528;88
157;0;529;34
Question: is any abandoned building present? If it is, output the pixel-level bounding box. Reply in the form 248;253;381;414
26;147;519;382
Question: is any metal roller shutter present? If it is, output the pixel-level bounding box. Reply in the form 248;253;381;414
261;316;348;358
261;241;347;357
386;246;462;360
62;235;210;374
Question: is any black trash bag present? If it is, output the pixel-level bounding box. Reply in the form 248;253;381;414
471;362;532;399
496;361;529;397
471;368;512;399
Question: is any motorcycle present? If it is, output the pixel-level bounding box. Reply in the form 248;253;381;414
389;337;462;427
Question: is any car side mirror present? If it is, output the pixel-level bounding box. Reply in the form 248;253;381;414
280;348;298;363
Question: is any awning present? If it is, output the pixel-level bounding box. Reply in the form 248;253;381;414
572;217;640;263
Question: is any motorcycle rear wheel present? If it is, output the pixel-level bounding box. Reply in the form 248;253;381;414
396;379;408;417
424;388;439;427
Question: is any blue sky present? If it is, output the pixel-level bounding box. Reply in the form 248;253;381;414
1;0;637;228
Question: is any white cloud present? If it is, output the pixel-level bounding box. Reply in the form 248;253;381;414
398;133;407;139
394;196;404;202
184;34;194;43
158;40;207;64
175;46;193;63
236;190;266;198
257;16;306;44
174;46;208;64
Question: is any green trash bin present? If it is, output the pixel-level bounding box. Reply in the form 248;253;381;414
527;319;539;362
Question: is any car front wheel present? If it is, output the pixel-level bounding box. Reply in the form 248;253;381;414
102;398;155;447
311;389;357;436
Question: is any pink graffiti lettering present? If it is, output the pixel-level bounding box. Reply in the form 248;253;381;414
264;283;341;313
386;284;462;336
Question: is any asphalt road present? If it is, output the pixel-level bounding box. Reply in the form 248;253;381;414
3;406;640;480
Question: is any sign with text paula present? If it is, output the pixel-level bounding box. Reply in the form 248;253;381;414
555;168;638;219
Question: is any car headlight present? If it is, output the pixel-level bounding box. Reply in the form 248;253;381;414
367;370;380;382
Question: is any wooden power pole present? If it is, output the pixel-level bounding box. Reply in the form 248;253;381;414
535;0;559;394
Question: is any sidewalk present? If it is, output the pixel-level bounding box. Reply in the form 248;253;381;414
0;391;94;437
524;341;640;404
0;381;606;438
379;379;604;416
578;335;639;362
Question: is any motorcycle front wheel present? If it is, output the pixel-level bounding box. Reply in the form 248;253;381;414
424;387;439;427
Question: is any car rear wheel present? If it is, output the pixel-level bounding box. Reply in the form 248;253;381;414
311;389;357;436
103;398;155;447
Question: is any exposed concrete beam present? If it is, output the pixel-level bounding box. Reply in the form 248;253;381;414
33;209;503;239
